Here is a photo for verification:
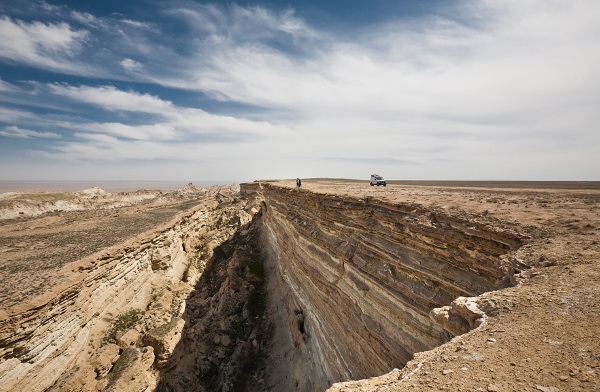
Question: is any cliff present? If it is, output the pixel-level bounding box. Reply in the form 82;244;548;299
0;187;261;392
256;183;524;390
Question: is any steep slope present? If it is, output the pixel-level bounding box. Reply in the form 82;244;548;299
0;187;260;392
256;183;524;390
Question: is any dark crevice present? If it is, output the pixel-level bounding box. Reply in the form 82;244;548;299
157;210;271;392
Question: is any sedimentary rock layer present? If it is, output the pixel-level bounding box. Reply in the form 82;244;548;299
156;214;270;392
257;183;523;390
0;189;260;392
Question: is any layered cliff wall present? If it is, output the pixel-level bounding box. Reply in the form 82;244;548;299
256;183;524;390
0;189;260;392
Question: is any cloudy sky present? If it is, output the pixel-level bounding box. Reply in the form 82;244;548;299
0;0;598;182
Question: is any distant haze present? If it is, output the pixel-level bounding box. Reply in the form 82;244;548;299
0;1;599;181
0;180;232;193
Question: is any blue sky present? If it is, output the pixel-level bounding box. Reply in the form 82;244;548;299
0;0;599;182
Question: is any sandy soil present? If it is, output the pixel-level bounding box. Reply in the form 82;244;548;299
272;179;600;391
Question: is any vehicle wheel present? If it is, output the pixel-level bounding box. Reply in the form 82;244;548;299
370;183;374;186
383;184;386;187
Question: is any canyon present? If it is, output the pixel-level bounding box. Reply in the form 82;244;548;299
0;180;599;391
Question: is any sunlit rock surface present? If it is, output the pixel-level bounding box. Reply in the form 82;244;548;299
257;183;522;390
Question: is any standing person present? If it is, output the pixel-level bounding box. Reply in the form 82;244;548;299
296;178;302;189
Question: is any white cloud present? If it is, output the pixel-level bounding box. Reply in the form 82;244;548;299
46;132;223;162
227;5;317;40
0;16;88;73
120;19;152;29
120;58;144;72
48;84;172;113
0;79;18;92
70;10;151;31
46;83;286;140
23;83;289;165
178;1;600;121
169;4;316;40
75;122;177;141
146;0;599;179
0;107;32;122
0;80;86;113
0;125;61;139
70;11;100;27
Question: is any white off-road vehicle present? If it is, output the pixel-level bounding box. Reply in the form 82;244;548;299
370;174;386;186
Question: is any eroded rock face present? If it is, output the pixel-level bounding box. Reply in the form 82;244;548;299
257;184;523;390
0;187;261;392
429;296;487;336
90;343;120;378
143;318;185;368
156;214;270;392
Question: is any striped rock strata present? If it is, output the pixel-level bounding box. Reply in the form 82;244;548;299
0;188;260;392
256;183;524;390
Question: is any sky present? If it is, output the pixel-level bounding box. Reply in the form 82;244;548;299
0;0;599;182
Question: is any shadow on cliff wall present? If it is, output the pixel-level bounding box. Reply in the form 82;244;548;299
156;210;271;392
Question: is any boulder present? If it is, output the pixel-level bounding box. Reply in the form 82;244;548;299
142;317;185;368
117;329;139;349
